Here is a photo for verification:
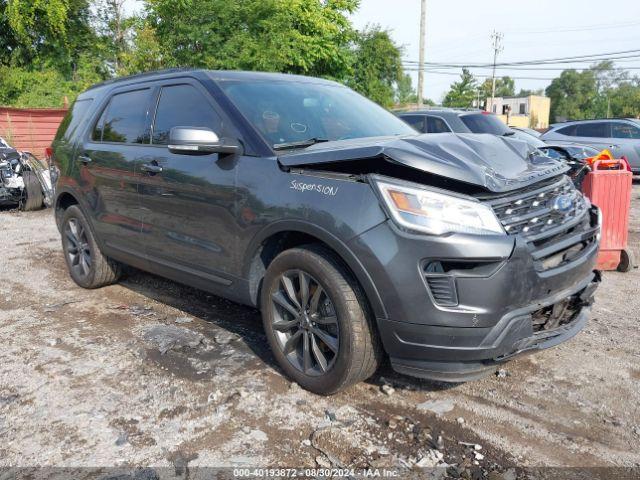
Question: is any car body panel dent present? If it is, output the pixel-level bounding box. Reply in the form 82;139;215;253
278;133;568;193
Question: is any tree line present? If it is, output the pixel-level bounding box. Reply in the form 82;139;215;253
441;62;640;122
0;0;420;109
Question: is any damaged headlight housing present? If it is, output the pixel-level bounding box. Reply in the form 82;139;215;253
373;176;505;236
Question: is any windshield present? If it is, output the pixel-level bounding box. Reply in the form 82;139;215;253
219;80;416;148
460;113;511;135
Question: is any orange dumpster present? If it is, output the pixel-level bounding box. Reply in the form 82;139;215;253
581;158;634;272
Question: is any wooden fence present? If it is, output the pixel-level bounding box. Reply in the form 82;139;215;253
0;107;68;159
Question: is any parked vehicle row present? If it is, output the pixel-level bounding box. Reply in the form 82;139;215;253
541;118;640;173
50;70;600;394
396;109;635;187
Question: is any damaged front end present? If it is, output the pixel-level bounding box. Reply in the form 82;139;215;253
277;132;601;382
0;140;52;210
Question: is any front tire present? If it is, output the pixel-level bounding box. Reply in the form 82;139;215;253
61;205;121;288
260;245;382;395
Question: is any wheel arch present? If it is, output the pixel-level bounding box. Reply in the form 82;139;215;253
243;221;387;320
54;189;81;230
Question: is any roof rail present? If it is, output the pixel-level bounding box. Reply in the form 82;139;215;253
85;67;202;92
551;117;638;124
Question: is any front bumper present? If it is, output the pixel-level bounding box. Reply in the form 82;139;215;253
348;205;601;382
385;271;600;382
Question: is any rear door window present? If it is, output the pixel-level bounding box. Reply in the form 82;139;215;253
151;84;223;145
427;116;451;133
400;115;425;132
575;122;609;138
92;89;151;143
611;122;640;139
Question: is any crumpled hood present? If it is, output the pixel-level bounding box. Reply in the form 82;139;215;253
278;133;569;193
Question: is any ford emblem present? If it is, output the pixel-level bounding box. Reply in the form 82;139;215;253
552;194;574;213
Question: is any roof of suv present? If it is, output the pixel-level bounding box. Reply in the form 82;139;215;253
83;68;341;96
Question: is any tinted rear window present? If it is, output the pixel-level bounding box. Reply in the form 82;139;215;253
93;89;151;143
152;84;222;145
576;123;608;138
459;113;510;135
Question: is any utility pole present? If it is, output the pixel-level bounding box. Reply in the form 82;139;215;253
489;31;504;113
417;0;426;107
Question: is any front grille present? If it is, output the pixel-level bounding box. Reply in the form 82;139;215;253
487;176;588;240
483;175;598;272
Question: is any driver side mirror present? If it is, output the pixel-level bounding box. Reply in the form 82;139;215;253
168;127;242;155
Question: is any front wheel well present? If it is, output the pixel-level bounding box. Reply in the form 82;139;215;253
248;231;366;311
54;192;79;230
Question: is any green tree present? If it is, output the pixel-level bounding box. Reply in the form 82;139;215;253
93;0;137;74
2;0;96;73
546;69;598;122
119;20;166;75
479;76;515;103
442;68;477;108
395;74;415;105
608;80;640;118
517;88;544;97
349;25;403;107
145;0;358;78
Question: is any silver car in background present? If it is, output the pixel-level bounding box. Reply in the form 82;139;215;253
541;118;640;173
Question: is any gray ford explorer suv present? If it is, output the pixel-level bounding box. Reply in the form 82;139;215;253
50;69;601;394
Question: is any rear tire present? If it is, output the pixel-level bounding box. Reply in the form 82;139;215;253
61;205;121;288
20;170;44;211
260;245;382;395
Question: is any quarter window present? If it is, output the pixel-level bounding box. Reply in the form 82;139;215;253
57;99;93;141
556;125;576;136
611;122;640;139
152;84;222;145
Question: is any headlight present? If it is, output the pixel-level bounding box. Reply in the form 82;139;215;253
372;177;505;236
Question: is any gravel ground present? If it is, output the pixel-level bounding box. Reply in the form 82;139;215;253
1;183;639;475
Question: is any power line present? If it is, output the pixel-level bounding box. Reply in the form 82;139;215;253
402;69;557;81
505;20;640;35
402;63;640;72
402;48;640;68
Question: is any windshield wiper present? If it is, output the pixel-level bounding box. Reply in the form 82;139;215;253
273;138;330;151
503;131;516;136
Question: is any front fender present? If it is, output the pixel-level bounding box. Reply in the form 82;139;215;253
242;219;387;320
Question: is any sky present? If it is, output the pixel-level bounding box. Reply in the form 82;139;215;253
124;0;640;102
351;0;640;102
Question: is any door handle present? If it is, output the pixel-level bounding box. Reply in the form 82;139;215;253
141;163;163;174
77;155;92;164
